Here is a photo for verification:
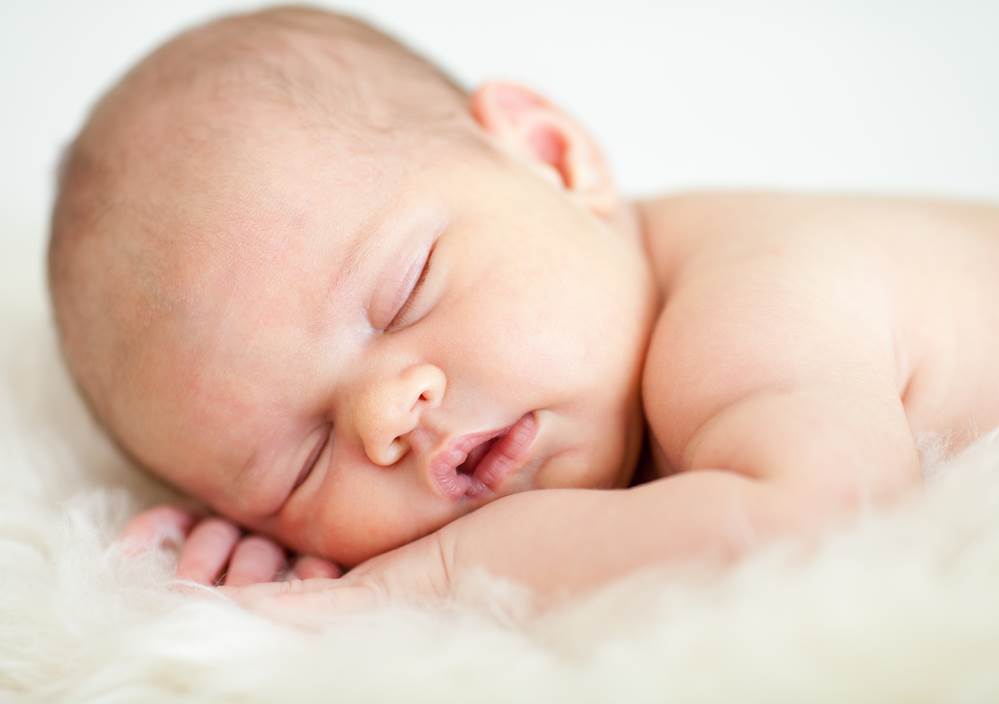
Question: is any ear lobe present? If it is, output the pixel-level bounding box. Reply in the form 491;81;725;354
469;81;618;218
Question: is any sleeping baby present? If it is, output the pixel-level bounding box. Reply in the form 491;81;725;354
47;5;999;618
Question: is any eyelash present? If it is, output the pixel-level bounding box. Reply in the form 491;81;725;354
386;243;435;330
294;428;330;492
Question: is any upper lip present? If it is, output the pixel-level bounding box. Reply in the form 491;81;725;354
426;422;514;494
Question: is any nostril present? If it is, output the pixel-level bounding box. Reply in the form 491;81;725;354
414;391;433;411
379;437;407;465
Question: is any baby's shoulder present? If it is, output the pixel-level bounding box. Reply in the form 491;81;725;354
638;197;901;477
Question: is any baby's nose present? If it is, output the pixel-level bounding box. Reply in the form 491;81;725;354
352;364;446;466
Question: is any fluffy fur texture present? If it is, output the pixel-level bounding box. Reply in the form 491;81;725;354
3;262;999;702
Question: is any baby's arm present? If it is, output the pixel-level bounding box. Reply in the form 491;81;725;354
218;376;921;621
222;399;917;622
222;368;922;619
455;390;919;604
384;249;925;605
219;255;924;618
121;505;341;585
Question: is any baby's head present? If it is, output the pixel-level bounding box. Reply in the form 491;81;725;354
48;6;658;566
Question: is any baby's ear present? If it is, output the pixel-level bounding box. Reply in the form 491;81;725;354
469;81;618;219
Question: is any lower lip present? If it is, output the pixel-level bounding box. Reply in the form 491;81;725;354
466;412;539;497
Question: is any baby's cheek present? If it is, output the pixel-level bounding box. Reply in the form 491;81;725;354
329;509;459;568
268;504;375;568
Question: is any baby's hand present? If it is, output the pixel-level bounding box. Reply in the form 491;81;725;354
119;504;342;586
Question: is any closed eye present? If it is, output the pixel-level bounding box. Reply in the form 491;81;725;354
292;426;330;493
386;242;435;330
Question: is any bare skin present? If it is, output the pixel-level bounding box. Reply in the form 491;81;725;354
250;189;998;619
84;12;996;612
641;189;999;479
123;186;999;608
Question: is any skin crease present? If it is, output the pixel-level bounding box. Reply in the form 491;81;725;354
95;82;660;569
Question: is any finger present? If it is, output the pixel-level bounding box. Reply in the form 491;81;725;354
221;578;341;597
290;555;343;580
219;578;385;629
176;518;242;585
119;505;200;556
223;535;288;586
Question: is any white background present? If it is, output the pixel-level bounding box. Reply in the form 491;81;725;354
3;0;998;302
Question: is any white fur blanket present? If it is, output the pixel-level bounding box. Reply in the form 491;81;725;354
4;263;999;703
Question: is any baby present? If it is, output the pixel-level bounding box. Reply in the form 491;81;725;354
48;6;999;615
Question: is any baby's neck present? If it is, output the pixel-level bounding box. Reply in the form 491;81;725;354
601;197;672;489
609;197;646;257
626;194;702;298
615;195;674;307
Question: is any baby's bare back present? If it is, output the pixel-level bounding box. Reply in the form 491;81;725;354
639;190;999;477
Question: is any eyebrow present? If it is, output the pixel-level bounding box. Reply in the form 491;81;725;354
328;222;369;298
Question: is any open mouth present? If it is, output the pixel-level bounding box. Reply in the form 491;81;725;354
430;412;540;500
456;436;501;476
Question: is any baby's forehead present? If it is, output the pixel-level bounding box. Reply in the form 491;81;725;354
98;98;387;253
71;11;471;283
61;109;385;372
